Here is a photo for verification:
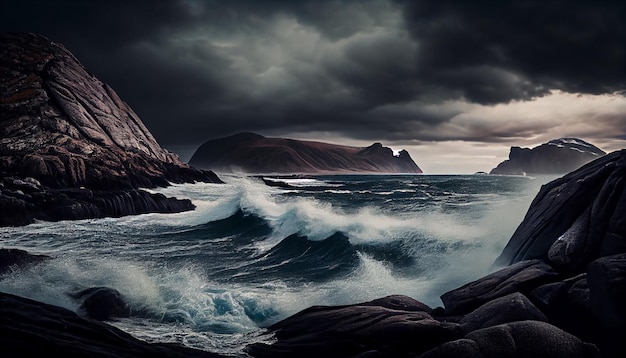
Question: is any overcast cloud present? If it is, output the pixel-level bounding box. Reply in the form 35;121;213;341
1;0;625;172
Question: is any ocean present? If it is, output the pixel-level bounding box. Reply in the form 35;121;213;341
0;174;551;356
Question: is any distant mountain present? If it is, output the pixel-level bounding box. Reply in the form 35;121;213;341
189;132;423;174
490;138;606;175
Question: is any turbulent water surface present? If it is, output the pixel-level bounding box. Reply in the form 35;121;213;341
0;174;552;356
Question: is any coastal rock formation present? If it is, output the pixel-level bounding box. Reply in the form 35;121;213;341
189;132;422;174
247;150;626;358
70;287;131;321
495;149;626;269
0;291;227;358
0;248;50;275
490;138;605;175
0;33;222;226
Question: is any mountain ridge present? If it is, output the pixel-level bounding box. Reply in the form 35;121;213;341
189;132;423;174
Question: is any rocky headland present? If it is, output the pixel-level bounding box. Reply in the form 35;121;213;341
0;33;222;226
490;138;605;176
189;132;422;174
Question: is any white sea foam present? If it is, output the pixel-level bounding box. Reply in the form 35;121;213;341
0;174;549;356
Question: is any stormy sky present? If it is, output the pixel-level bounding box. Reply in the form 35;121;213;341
2;0;625;173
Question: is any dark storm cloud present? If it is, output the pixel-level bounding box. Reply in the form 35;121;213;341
398;0;626;104
1;0;625;146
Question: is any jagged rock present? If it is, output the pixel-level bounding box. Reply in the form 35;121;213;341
189;132;422;174
70;287;130;321
440;260;559;316
246;295;462;358
0;248;50;275
0;33;223;226
490;138;605;175
0;291;227;357
418;320;600;358
495;149;626;270
0;181;195;226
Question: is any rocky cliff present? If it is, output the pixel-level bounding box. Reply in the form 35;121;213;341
490;138;605;175
0;33;222;226
189;132;422;174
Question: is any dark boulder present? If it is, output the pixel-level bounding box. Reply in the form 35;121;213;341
440;260;559;316
495;149;626;270
586;253;626;356
528;274;608;353
0;248;50;275
246;295;462;358
69;287;131;321
459;292;547;333
418;320;600;358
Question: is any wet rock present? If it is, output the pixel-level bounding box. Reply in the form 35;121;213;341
70;287;130;321
495;150;626;269
440;260;559;316
246;296;462;358
0;291;227;357
0;248;50;275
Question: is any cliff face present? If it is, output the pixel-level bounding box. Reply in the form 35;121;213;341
490;138;606;175
0;32;219;189
189;132;423;174
0;33;221;226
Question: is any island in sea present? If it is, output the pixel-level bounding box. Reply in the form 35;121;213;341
188;132;422;174
490;137;606;175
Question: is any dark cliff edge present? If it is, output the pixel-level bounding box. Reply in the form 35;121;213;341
189;132;423;174
247;150;626;358
490;138;606;175
0;33;222;226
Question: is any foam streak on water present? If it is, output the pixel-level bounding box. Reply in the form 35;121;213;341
0;174;549;356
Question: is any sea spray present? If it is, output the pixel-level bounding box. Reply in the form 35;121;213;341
0;174;550;356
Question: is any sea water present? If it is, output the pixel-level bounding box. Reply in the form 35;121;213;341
0;174;552;356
